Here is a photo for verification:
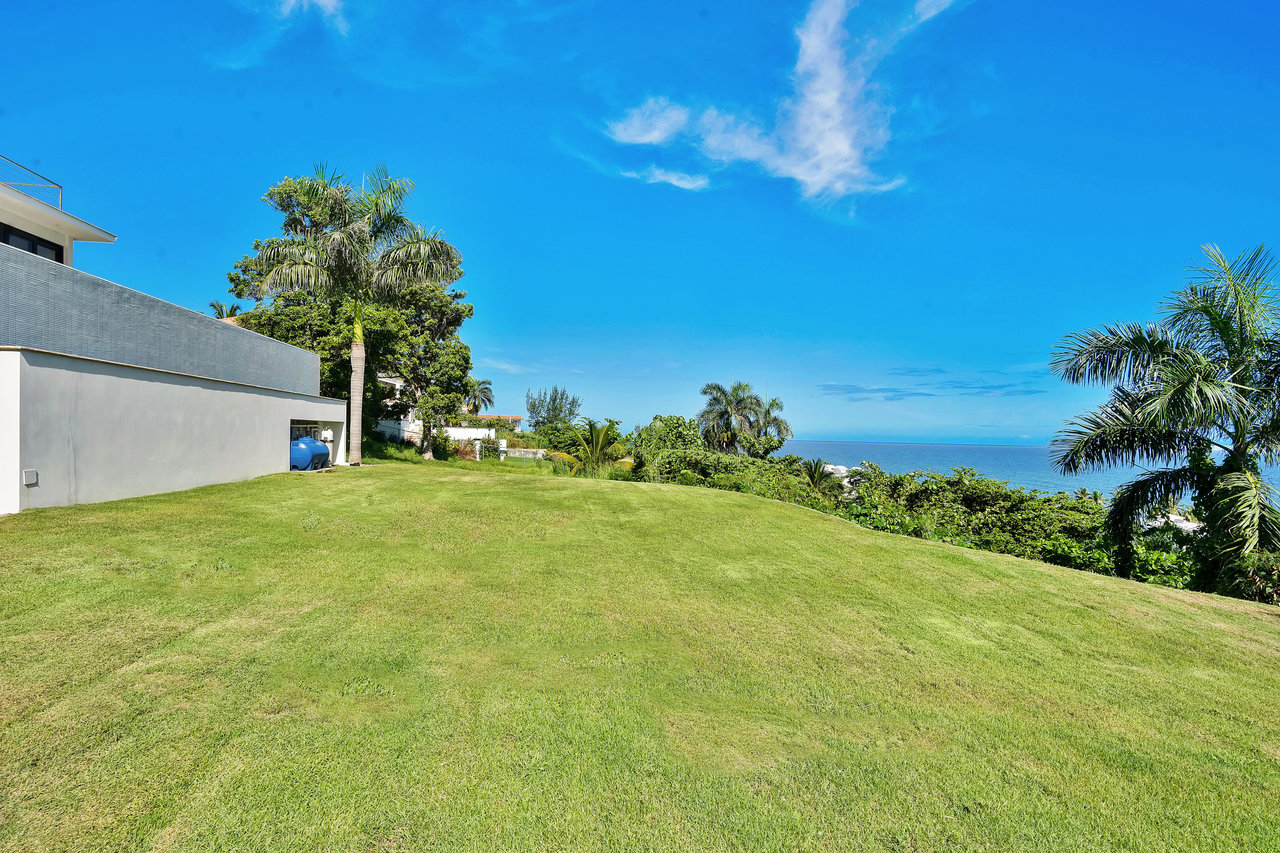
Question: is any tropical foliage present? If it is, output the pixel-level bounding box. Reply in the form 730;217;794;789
548;419;629;476
253;165;464;464
697;381;793;456
800;458;843;498
465;378;494;415
1052;244;1280;601
208;300;241;318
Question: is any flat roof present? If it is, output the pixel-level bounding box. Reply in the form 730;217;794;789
0;183;116;244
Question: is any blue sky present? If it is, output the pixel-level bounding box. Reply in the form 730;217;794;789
6;0;1279;443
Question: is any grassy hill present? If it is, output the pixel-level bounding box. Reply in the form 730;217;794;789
1;462;1278;851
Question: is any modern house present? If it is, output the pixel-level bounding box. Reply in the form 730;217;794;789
0;156;347;515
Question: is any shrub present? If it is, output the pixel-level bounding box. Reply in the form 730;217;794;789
632;415;705;477
675;470;703;487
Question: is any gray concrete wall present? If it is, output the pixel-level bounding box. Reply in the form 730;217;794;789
0;243;319;395
12;350;346;512
0;352;19;515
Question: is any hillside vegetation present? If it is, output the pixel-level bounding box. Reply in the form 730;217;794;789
1;463;1278;851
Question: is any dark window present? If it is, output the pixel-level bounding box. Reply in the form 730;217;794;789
0;222;63;263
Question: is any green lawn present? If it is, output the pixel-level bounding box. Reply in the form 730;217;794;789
1;463;1278;851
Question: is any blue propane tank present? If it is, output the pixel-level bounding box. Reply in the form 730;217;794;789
289;440;313;471
300;436;330;469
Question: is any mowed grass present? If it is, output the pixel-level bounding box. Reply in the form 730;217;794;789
1;464;1278;851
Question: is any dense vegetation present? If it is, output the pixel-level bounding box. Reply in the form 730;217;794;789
1053;244;1280;602
222;165;473;462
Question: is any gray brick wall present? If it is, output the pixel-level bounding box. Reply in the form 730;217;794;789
0;244;320;396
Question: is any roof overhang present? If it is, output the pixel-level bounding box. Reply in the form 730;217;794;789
0;183;116;244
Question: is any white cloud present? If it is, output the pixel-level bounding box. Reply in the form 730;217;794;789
914;0;954;21
278;0;348;34
607;97;690;145
481;357;534;375
607;0;956;200
622;166;709;191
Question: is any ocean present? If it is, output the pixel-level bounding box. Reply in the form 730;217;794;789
781;440;1140;496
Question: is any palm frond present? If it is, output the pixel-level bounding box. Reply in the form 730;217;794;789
260;241;337;298
1050;322;1186;386
1051;387;1201;473
1210;471;1280;556
373;229;464;296
1106;466;1203;541
1138;351;1251;429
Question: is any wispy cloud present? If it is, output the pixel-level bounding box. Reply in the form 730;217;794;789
820;384;938;402
621;166;709;191
608;97;690;144
914;0;956;21
481;357;535;375
888;366;948;377
820;368;1047;402
605;0;960;201
278;0;348;34
218;2;591;82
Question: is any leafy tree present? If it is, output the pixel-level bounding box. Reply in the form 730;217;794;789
1052;244;1280;600
408;335;473;460
257;165;463;464
465;378;494;415
631;415;705;476
209;300;241;319
231;287;413;428
698;381;763;453
525;386;581;431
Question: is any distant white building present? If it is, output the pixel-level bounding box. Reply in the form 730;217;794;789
0;156;347;514
375;375;522;445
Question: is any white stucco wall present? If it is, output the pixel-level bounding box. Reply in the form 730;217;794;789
9;350;346;512
443;426;496;441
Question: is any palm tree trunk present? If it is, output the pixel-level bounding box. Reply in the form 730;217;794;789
348;305;365;466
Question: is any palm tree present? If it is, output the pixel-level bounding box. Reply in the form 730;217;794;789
698;381;763;453
800;458;842;498
262;165;463;465
549;419;629;476
755;396;793;442
465;378;494;416
209;300;241;319
1051;244;1280;593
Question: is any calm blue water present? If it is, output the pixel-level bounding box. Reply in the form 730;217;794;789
782;440;1139;496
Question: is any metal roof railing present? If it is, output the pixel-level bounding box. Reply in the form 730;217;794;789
0;155;62;209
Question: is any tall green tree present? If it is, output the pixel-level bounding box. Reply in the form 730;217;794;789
380;278;475;458
741;395;793;458
698;381;764;453
1052;244;1280;599
526;386;581;430
406;336;472;460
208;300;241;319
258;165;463;464
465;378;494;415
